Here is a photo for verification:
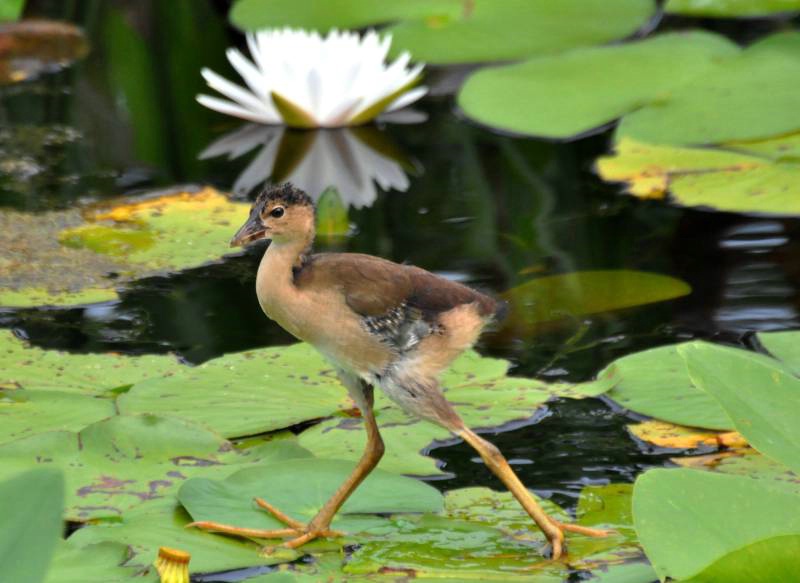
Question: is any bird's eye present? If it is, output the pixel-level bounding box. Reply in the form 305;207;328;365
270;207;285;218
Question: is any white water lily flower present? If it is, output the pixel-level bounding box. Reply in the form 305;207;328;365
199;123;415;208
197;28;427;128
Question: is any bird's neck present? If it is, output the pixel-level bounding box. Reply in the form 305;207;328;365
257;232;314;291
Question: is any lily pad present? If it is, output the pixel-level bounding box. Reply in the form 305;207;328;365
684;535;800;583
601;343;734;430
0;468;64;583
178;459;443;536
119;343;353;438
0;388;115;445
0;329;179;395
665;0;800;18
596;137;800;214
458;32;738;139
680;341;800;474
757;329;800;375
633;468;800;581
230;0;655;64
298;351;609;476
500;270;691;337
45;542;141;583
0;20;89;84
672;449;800;495
68;498;283;575
0;186;249;307
627;419;745;449
0;415;311;520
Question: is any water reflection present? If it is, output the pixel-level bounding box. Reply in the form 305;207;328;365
200;123;419;207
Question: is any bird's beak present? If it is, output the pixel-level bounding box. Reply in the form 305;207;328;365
230;215;266;248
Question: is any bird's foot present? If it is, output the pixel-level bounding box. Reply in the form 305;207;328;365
187;497;343;552
544;520;614;560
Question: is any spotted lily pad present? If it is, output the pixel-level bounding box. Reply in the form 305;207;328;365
118;343;353;438
0;329;179;395
298;350;610;476
0;186;249;307
230;0;655;64
45;542;141;583
596;137;800;214
0;415;311;520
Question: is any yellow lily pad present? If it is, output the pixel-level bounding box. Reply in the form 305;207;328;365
628;419;747;449
0;186;249;307
597;137;800;214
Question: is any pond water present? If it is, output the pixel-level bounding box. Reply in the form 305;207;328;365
2;1;800;580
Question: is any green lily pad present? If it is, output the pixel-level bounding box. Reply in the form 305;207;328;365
601;343;734;430
178;459;443;536
119;343;353;438
230;0;655;64
500;270;691;336
45;542;142;583
298;352;607;475
458;32;738;139
673;450;800;495
596;137;800;214
0;329;179;395
618;33;800;145
0;468;64;583
0;186;249;307
0;389;115;445
680;341;800;474
0;415;311;520
633;469;800;581
758;330;800;375
682;535;800;583
68;498;283;575
666;0;800;17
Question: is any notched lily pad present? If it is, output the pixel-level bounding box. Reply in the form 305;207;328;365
0;414;311;520
597;137;800;215
0;186;249;307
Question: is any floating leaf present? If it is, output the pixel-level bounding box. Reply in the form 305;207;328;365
68;498;282;575
500;270;691;336
627;419;746;449
666;0;800;18
45;542;140;583
458;32;738;139
0;388;115;445
0;415;311;521
0;330;179;395
0;468;64;583
601;343;734;430
297;349;600;476
0;20;88;84
178;459;443;537
672;450;800;495
230;0;655;64
683;535;800;583
119;343;352;438
633;468;800;581
0;186;249;307
757;329;800;376
680;341;800;474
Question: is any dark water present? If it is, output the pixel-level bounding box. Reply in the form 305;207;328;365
3;0;800;559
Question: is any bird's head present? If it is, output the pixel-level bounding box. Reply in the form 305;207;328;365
230;183;315;247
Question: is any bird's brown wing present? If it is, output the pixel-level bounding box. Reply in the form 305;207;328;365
295;253;498;320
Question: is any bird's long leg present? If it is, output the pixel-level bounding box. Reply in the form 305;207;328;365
457;427;611;559
188;382;384;551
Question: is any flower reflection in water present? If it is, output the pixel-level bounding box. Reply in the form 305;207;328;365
200;123;420;208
